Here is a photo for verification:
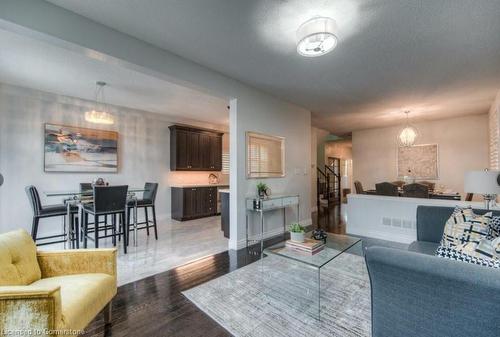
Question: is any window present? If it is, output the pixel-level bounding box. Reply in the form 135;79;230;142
246;132;285;178
489;104;499;169
222;152;230;175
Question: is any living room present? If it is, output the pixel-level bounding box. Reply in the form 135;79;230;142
0;1;499;337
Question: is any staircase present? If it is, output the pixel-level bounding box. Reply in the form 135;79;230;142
317;163;341;208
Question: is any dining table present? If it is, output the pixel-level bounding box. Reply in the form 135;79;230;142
365;189;461;200
44;187;148;248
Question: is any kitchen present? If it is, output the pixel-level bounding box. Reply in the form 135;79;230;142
168;124;231;239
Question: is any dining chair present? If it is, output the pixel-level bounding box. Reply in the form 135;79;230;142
82;185;128;254
127;182;159;241
25;185;79;247
354;181;365;194
375;182;399;196
402;183;429;198
391;180;405;188
80;183;114;239
417;181;435;193
79;183;93;201
465;193;474;201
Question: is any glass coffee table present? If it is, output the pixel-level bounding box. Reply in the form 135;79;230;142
263;232;362;320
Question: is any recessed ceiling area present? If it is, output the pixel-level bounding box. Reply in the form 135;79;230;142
46;0;500;135
0;28;229;126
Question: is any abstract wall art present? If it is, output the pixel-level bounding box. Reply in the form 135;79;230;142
44;124;118;172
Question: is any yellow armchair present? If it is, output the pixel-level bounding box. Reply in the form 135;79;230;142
0;229;117;337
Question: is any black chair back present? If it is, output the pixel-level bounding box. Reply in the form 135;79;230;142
143;182;158;203
417;181;435;193
465;193;474;201
93;185;128;214
25;185;43;215
375;182;399;196
392;180;405;188
354;181;364;194
402;183;429;198
80;183;93;197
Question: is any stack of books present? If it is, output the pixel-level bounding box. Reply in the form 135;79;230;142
286;239;325;255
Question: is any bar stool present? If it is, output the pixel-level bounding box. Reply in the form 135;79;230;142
25;185;79;247
82;185;128;254
79;183;113;239
127;182;159;241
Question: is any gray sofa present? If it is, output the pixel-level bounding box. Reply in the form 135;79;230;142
365;205;500;337
408;205;500;255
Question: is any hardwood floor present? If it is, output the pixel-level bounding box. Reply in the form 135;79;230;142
82;206;352;337
83;236;285;337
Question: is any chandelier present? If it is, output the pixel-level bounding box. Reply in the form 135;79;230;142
296;17;338;57
85;81;114;125
398;111;418;147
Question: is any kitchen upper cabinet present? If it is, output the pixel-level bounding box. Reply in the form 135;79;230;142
169;125;223;171
209;135;222;171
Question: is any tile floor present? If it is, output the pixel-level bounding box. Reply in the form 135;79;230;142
40;215;229;285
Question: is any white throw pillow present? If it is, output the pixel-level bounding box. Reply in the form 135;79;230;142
440;206;491;248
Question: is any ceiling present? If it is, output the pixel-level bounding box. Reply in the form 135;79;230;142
0;28;229;125
46;0;500;134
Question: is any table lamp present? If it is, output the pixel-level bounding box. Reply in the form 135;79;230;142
464;169;500;209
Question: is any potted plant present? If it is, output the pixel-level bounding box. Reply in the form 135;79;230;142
289;223;305;243
256;182;268;198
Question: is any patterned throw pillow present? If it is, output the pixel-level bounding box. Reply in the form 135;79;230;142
440;206;491;248
436;239;500;269
488;216;500;239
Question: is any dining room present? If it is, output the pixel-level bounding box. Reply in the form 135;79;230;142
346;112;494;243
0;27;231;285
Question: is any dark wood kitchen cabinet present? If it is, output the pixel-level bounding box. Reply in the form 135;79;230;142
171;186;218;221
169;125;223;171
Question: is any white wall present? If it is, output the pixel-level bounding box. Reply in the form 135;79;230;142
0;84;227;235
234;94;311;248
352;114;489;197
0;1;312;249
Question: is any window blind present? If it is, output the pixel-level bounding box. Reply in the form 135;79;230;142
489;104;499;170
222;152;230;174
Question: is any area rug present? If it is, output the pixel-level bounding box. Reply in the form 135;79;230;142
183;252;371;337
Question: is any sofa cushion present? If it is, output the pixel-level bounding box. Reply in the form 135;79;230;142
441;207;491;248
0;229;41;286
408;241;439;255
30;273;116;330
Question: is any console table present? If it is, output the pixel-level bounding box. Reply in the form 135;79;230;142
245;194;300;256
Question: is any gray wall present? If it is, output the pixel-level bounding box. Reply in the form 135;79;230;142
0;1;312;250
0;84;226;236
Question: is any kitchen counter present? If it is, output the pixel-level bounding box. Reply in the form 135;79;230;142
170;184;229;188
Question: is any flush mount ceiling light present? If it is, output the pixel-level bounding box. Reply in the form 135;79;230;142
398;111;419;147
296;17;338;57
85;81;114;125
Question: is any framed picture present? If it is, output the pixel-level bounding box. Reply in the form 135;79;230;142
397;144;438;179
44;124;118;172
246;131;285;178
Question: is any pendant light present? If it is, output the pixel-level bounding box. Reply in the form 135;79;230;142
296;17;338;57
85;81;114;125
398;111;418;147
